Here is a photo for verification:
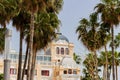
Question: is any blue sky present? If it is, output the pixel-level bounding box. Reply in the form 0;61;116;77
58;0;100;54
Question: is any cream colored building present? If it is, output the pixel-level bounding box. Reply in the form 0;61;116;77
0;33;80;80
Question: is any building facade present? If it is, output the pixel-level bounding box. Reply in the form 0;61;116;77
0;33;80;80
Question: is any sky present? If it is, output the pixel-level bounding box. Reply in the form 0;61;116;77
58;0;100;54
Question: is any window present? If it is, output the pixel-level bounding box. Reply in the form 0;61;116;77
56;47;59;54
41;70;49;76
37;56;43;61
68;69;72;74
61;48;64;55
73;70;77;74
10;68;17;75
63;70;67;74
65;48;69;55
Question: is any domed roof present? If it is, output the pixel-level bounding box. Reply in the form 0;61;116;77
61;56;78;68
55;33;69;42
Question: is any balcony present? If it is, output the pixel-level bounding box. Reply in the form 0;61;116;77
61;74;80;78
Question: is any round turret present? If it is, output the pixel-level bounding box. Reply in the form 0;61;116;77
55;33;69;42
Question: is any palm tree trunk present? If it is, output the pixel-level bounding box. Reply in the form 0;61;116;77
17;27;23;80
93;51;98;80
103;65;106;80
107;66;111;80
116;64;118;80
105;46;108;80
111;26;115;80
21;42;29;80
30;47;37;80
27;11;34;80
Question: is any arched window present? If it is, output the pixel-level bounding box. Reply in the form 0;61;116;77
65;48;69;55
68;69;72;74
56;47;59;54
63;70;67;74
61;48;64;55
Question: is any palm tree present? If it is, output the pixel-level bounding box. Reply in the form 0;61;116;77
19;1;48;80
83;53;95;80
31;12;60;80
76;12;111;80
98;51;112;80
19;1;63;80
12;10;30;80
95;0;120;79
98;23;111;80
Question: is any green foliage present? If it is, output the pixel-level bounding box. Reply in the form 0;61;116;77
0;74;3;80
82;53;103;80
0;0;19;27
110;33;120;49
73;53;81;64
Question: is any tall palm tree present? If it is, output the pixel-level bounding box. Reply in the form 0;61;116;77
98;51;112;80
31;12;60;80
19;1;63;80
19;1;48;80
95;0;120;79
76;12;111;80
98;23;111;80
12;10;30;80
